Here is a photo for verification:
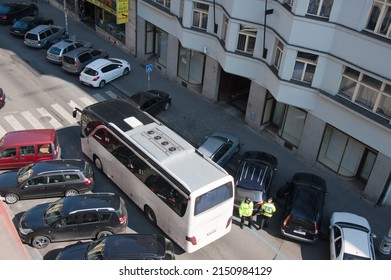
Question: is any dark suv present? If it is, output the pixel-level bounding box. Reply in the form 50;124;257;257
0;2;38;25
234;151;278;208
56;234;176;260
18;193;128;249
278;172;327;243
0;159;94;204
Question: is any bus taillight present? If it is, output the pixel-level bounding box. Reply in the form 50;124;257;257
186;236;197;245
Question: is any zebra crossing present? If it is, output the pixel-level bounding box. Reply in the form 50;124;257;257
0;91;118;137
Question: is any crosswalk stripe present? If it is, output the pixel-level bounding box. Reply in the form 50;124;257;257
21;111;45;129
36;107;63;129
105;90;118;99
4;115;25;131
51;104;77;124
92;93;106;102
80;97;94;106
68;100;80;111
0;125;6;138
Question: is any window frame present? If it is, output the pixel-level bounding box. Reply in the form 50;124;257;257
366;0;391;38
307;0;334;19
192;2;209;30
292;52;318;84
236;25;257;54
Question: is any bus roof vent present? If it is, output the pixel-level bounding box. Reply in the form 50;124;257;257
144;128;180;154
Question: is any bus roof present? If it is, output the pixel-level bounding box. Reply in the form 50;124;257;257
85;99;231;193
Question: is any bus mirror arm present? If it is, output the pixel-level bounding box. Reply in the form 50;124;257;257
73;108;82;118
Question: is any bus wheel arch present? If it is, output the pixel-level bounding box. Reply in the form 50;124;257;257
144;205;157;225
93;155;103;172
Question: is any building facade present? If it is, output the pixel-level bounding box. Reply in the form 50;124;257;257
55;0;391;206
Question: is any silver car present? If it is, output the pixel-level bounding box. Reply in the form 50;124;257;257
24;24;68;49
61;47;109;74
46;39;91;64
197;131;240;167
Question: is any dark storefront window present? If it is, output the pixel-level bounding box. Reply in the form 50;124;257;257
177;45;205;85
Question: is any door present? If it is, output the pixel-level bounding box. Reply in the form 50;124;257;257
18;145;36;167
46;174;66;196
21;176;48;199
51;214;81;242
0;147;18;169
78;213;103;239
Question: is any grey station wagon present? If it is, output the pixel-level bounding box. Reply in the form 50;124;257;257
61;47;109;74
24;24;68;49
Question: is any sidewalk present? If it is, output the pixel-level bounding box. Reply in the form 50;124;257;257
27;1;391;260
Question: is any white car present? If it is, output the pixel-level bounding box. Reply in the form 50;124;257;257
79;58;131;88
329;212;376;260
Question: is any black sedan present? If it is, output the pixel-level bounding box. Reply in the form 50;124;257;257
0;3;38;25
127;89;171;115
56;234;176;260
10;16;54;37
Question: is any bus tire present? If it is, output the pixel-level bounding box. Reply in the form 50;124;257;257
93;155;103;172
144;206;157;225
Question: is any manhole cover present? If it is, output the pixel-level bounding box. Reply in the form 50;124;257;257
39;116;51;122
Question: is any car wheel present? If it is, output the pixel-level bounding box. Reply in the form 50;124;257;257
123;68;129;76
93;155;103;172
99;80;106;88
32;236;50;249
163;102;170;111
4;193;19;204
144;205;157;225
96;231;113;239
64;189;79;196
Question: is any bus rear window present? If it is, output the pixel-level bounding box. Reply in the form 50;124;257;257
194;182;233;215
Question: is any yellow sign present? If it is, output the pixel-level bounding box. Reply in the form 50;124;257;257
116;0;128;24
86;0;128;23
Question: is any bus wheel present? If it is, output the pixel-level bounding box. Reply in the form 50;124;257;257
144;206;157;225
93;155;103;172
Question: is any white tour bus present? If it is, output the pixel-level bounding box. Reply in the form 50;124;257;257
73;98;235;253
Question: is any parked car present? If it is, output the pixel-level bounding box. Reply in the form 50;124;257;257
197;131;240;167
0;2;38;25
56;234;176;260
24;24;68;49
46;39;91;64
9;16;53;38
0;87;5;109
234;151;278;208
79;58;131;88
62;47;109;74
127;90;171;115
329;212;376;260
0;128;61;170
18;193;128;249
0;159;94;204
278;172;327;243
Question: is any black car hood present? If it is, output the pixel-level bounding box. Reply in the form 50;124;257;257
0;170;19;189
21;203;50;230
57;242;89;260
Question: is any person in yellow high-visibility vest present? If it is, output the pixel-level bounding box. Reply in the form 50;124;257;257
238;197;255;229
258;197;276;230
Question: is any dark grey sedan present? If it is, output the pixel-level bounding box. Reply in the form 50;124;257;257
127;90;171;115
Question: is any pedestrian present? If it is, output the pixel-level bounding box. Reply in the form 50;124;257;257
257;197;276;230
238;197;255;229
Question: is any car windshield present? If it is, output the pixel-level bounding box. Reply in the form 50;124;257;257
49;47;62;55
44;199;65;225
86;238;106;260
0;6;11;13
83;67;98;76
13;21;28;28
16;163;35;183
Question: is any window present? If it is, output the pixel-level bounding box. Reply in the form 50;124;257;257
338;66;391;121
193;3;209;30
273;39;284;70
278;106;307;147
20;145;35;156
177;45;205;85
317;125;377;179
64;174;80;181
0;148;16;158
307;0;334;18
194;182;233;215
237;25;257;54
292;52;318;84
366;0;391;38
48;175;64;184
154;0;170;9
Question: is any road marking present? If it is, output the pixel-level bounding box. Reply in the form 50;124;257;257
80;97;94;106
105;90;117;99
92;93;106;102
36;107;62;129
0;125;6;138
4;115;24;131
21;111;45;129
51;103;77;124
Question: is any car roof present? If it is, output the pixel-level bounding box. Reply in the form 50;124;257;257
290;185;324;219
50;39;78;48
291;172;327;192
28;24;63;33
62;193;120;214
331;212;371;230
1;129;56;146
102;234;167;259
85;58;112;69
235;160;269;190
64;47;99;57
197;136;227;158
31;159;86;175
